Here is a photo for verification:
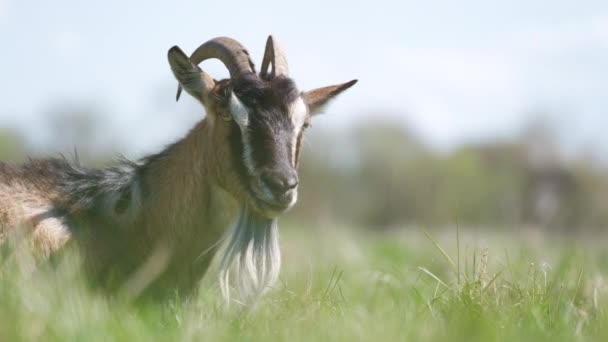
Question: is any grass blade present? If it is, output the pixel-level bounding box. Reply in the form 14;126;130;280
418;266;449;289
421;229;457;272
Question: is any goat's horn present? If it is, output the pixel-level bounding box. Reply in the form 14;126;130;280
260;35;289;79
190;37;256;77
176;37;256;101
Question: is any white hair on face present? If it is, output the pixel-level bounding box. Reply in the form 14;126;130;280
218;204;281;304
288;97;308;166
229;93;249;126
229;93;256;175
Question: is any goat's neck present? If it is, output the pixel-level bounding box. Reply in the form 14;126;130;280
138;118;239;243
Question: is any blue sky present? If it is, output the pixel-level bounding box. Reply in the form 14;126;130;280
0;0;607;155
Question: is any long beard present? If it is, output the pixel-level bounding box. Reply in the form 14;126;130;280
218;204;281;304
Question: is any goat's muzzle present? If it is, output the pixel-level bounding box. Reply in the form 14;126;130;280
249;167;298;218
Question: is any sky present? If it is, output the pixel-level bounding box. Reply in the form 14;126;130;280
0;0;607;156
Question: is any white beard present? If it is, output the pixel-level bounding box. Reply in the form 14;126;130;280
218;203;281;304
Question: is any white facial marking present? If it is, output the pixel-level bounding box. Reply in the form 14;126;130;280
230;93;256;175
288;97;308;165
230;93;249;126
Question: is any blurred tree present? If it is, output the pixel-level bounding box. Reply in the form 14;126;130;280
0;129;27;161
291;115;608;231
35;103;120;162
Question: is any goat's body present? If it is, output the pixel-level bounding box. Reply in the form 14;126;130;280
0;118;241;295
1;35;355;301
0;159;72;256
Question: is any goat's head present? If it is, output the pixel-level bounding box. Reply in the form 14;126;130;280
168;36;356;218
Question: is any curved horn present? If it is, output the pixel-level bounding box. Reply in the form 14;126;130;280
190;37;256;77
260;35;289;79
176;37;256;101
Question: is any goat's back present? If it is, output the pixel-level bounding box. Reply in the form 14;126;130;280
0;159;72;256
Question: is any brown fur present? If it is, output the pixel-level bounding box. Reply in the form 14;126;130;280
0;110;244;296
0;163;67;257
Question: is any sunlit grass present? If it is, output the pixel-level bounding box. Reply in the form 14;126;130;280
1;226;607;341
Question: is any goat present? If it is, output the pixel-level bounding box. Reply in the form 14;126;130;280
0;36;356;301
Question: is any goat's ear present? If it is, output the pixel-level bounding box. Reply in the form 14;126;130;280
303;79;357;115
167;46;215;103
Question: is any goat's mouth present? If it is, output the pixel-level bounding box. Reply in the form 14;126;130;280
248;189;297;218
249;194;295;218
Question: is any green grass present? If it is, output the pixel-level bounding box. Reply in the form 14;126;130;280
1;225;607;341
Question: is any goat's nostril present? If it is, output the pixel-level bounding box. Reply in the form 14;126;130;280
284;175;298;190
261;171;298;194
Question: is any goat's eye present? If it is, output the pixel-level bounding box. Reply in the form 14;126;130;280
303;122;311;130
220;112;233;122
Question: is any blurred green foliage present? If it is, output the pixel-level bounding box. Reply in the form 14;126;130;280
294;119;608;231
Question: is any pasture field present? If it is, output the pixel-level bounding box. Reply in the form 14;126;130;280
1;224;607;341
